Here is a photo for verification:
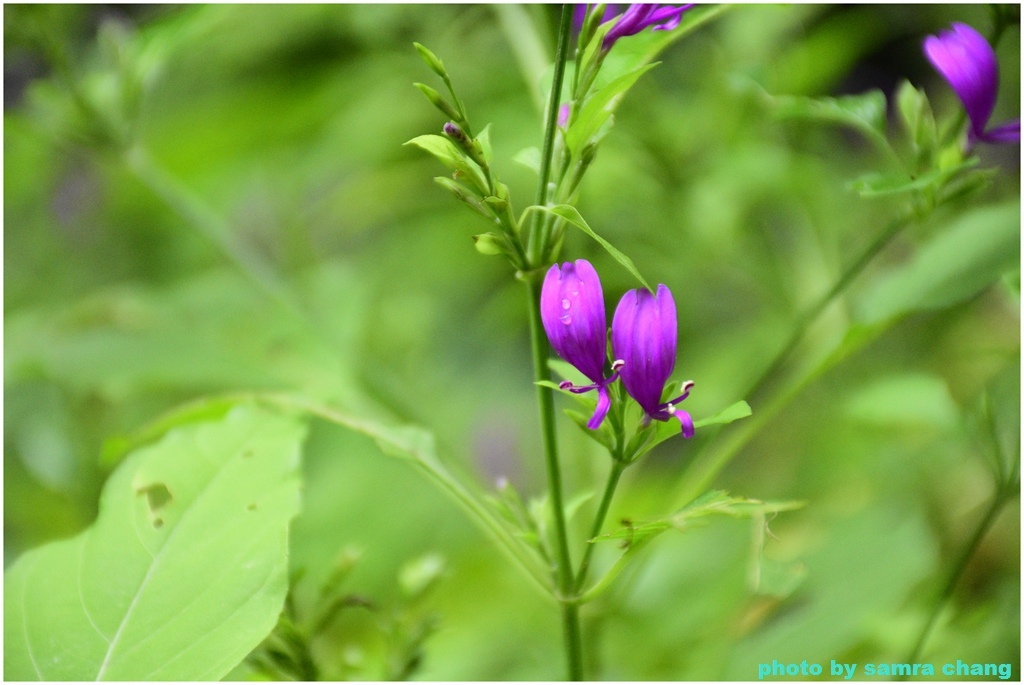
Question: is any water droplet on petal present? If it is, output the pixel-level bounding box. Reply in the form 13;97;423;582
561;298;571;310
559;314;572;325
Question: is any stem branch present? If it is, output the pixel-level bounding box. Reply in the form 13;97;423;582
575;460;626;591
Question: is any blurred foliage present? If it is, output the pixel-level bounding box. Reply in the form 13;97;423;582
4;4;1019;680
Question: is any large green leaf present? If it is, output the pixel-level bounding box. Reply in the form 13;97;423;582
4;404;306;681
857;200;1021;324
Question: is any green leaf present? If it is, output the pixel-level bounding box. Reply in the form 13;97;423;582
566;63;658;154
565;408;616;451
584;4;731;92
404;134;487;194
524;204;652;291
513;146;541;174
857;200;1021;324
476;124;493;165
770;89;889;151
844;373;960;430
4;404;306;681
413;82;461;121
595;490;805;541
412;42;447;79
848;157;979;198
630;400;752;461
694;400;753;429
895;79;937;166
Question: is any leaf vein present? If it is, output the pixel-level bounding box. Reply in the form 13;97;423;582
94;424;255;680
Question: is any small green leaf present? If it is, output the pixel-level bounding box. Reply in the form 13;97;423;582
566;63;658;154
405;134;487;194
513;146;541;174
849;158;979;198
477;124;493;165
771;89;889;150
547;358;588;386
4;404;306;681
413;82;461;121
857;200;1021;324
895;79;937;165
629;400;752;461
693;400;753;429
597;491;804;542
525;204;652;291
565;409;615;451
472;232;511;257
413;42;447;79
398;553;446;600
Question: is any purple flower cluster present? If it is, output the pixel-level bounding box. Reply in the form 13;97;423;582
541;260;694;437
924;22;1020;146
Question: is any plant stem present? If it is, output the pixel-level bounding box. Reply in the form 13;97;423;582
744;209;914;402
904;489;1013;669
123;145;309;326
525;276;584;680
575;459;626;591
527;5;574;266
522;8;584;678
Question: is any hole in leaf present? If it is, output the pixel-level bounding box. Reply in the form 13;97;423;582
137;482;173;514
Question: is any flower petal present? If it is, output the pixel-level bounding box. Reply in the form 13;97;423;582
924;22;999;139
982;118;1021;144
587;385;612;430
668;407;694;439
540;260;608;383
612;285;678;415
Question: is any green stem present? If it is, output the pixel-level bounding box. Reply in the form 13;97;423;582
744;209;914;402
525;276;584;679
259;392;555;598
904;490;1012;668
123;145;309;326
575;460;626;591
523;9;584;678
527;5;574;267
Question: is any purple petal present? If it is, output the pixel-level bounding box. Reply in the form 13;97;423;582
612;284;678;415
669;407;694;438
647;4;693;31
573;4;589;30
587;385;612;429
540;260;608;383
924;22;999;139
981;118;1021;144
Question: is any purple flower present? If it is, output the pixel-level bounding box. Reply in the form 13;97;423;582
924;22;1020;145
612;285;694;438
602;4;695;50
541;260;622;429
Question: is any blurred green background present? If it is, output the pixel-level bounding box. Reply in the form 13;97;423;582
4;4;1020;680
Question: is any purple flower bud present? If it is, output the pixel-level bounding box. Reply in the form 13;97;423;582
541;260;620;429
924;22;1020;145
602;4;695;50
612;284;694;438
558;103;570;128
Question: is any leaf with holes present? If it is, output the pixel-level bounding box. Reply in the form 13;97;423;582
4;403;306;681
